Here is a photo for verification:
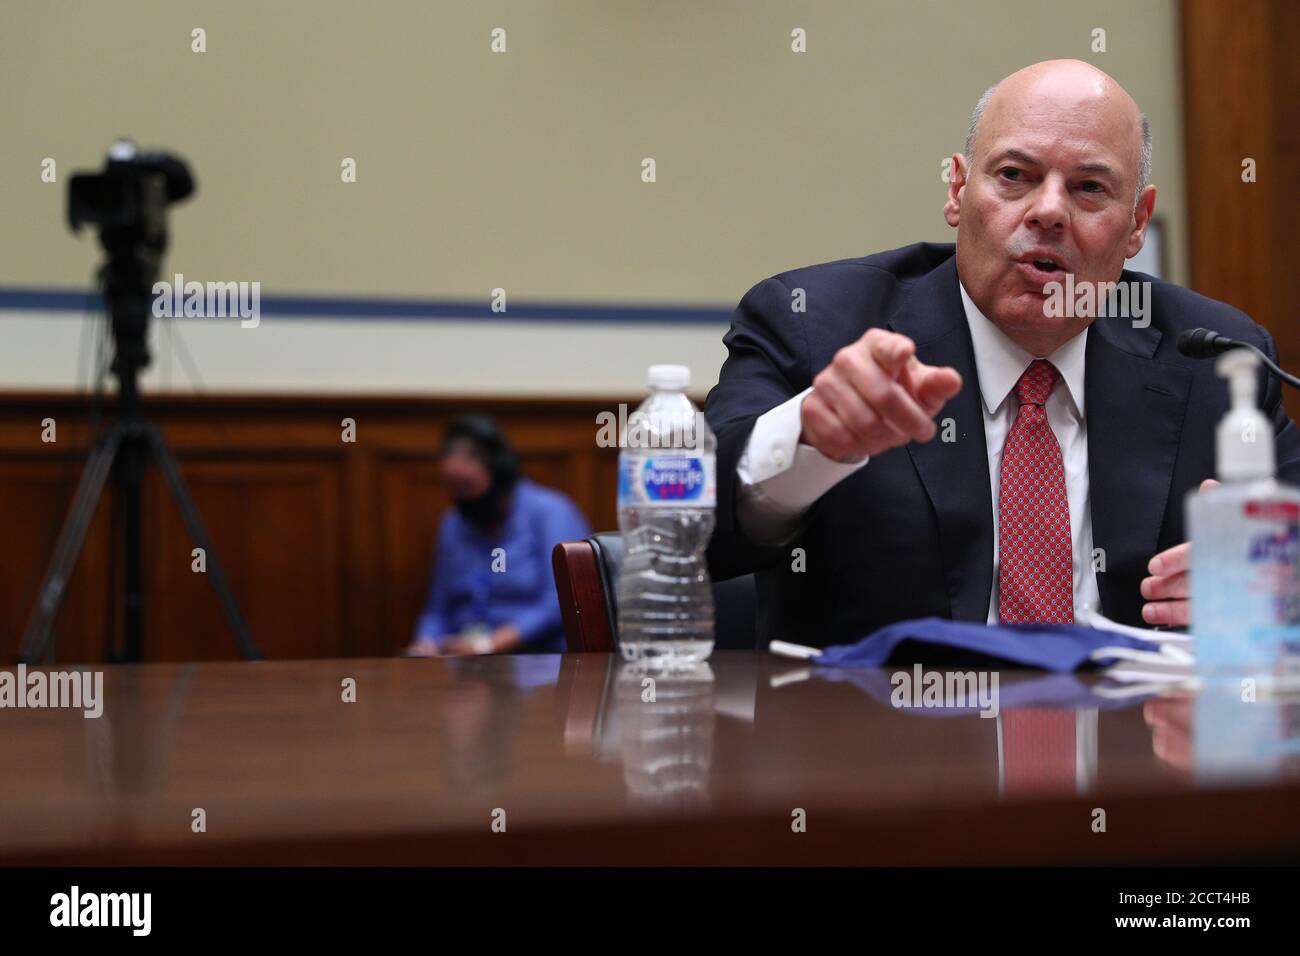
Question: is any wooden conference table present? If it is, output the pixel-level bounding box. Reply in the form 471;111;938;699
1;652;1298;865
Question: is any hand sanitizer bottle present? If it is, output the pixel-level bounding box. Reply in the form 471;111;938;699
1187;348;1300;673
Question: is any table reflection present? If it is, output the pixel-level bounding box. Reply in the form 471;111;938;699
437;656;561;788
554;654;1300;806
613;663;716;808
1144;678;1300;783
78;653;1300;812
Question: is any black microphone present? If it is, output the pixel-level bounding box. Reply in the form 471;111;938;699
1177;327;1300;391
1177;327;1237;357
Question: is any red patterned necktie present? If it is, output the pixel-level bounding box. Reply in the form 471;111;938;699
998;359;1073;626
998;359;1076;794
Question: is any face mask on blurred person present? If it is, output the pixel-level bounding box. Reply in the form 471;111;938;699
440;418;521;532
455;484;510;529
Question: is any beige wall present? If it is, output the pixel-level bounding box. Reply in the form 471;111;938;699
0;0;1186;396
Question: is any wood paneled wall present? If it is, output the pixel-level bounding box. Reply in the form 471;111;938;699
0;392;628;664
1182;0;1300;422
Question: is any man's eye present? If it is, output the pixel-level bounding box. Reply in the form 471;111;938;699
1079;180;1104;193
998;168;1023;181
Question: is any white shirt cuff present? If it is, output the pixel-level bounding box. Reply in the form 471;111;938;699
736;388;869;544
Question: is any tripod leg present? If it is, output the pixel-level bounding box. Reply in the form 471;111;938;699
143;423;263;660
19;426;124;664
119;425;146;663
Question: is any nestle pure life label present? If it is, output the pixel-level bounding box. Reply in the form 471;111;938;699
618;453;716;508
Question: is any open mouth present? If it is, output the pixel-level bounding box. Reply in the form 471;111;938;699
1015;253;1070;282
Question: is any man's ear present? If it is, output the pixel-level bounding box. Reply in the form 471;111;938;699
943;153;966;227
1125;184;1157;259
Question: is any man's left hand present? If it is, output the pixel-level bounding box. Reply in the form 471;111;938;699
1140;478;1220;626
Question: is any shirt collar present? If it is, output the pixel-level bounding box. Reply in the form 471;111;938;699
958;282;1087;420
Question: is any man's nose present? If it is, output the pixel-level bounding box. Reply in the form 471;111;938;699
1025;177;1070;232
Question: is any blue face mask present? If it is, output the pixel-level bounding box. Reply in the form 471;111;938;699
804;668;1151;714
803;617;1171;673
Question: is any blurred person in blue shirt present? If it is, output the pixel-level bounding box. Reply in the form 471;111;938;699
405;413;591;656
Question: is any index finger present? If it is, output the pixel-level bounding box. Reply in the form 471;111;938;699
1148;541;1191;577
899;357;963;415
864;331;916;378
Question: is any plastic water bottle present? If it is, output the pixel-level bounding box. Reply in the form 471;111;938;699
616;365;716;666
1188;348;1300;673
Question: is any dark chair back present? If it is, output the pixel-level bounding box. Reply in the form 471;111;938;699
552;532;756;653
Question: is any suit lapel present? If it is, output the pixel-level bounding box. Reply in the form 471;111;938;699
1084;308;1191;617
889;257;995;622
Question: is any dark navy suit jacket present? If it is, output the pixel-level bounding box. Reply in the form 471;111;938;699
704;242;1300;646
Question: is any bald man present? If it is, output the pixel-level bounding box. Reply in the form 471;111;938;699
705;59;1300;646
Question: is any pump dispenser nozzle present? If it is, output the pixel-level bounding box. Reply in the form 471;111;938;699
1214;348;1274;482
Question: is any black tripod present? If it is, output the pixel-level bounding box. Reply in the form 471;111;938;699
18;141;261;665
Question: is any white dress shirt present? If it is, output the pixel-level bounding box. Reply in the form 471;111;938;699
736;282;1100;624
